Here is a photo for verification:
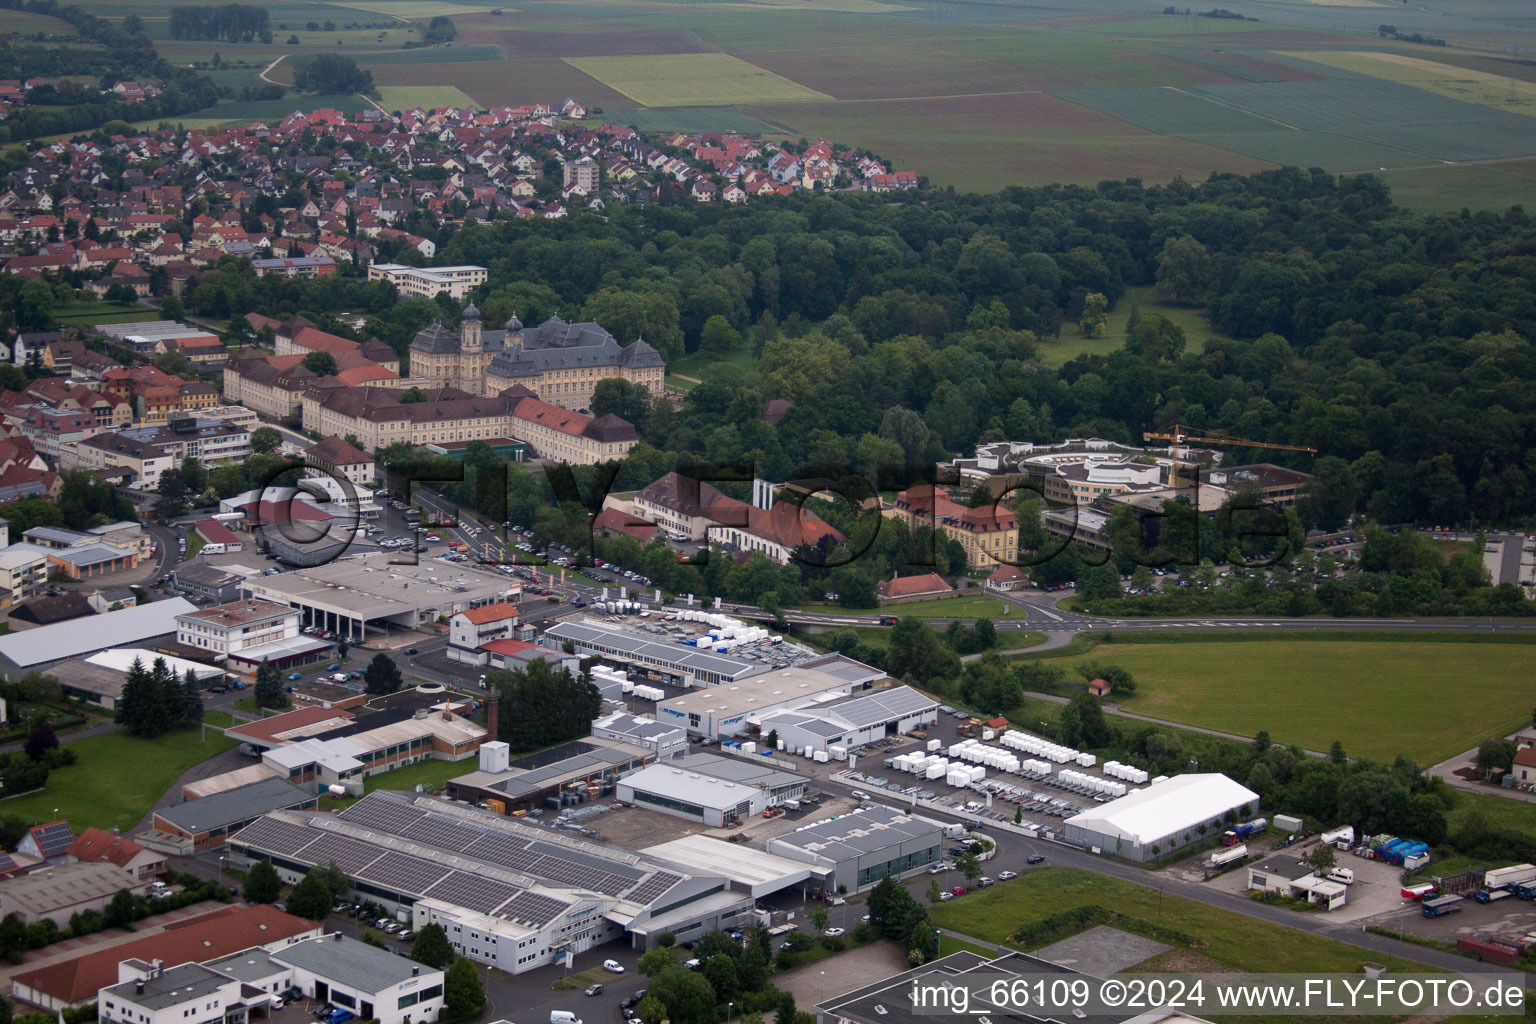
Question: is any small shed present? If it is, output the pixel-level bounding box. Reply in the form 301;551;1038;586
1088;678;1111;698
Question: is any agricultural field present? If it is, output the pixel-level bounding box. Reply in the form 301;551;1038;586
565;53;830;106
1284;49;1536;115
1029;638;1536;764
375;84;478;109
0;8;75;32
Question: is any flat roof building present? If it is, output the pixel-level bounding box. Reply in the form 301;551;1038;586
0;862;147;926
227;790;753;963
241;554;515;641
541;618;763;687
146;777;318;854
591;711;688;761
767;805;942;894
656;659;884;738
0;598;195;673
449;736;652;815
615;754;808;827
757;685;938;755
273;933;444;1024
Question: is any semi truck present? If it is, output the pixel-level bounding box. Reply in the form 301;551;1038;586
1485;863;1536;890
1221;818;1267;846
1421;894;1464;918
1475;888;1515;904
1206;844;1248;868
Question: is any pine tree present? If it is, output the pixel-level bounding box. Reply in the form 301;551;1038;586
363;653;403;695
254;659;282;708
116;658;166;738
179;670;204;727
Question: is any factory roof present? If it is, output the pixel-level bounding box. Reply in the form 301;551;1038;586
658;667;856;720
103;962;229;1010
0;598;194;668
770;805;941;860
154;778;315;836
0;862;135;913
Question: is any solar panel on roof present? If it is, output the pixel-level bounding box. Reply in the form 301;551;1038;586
498;890;567;927
356;851;452;895
338;793;428;833
229;816;315;853
402;817;481;852
424;871;521;915
626;871;683;906
297;832;386;874
29;822;75;859
463;833;541;874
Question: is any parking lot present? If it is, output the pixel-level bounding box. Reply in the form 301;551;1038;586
1198;838;1409;923
1373;887;1536;944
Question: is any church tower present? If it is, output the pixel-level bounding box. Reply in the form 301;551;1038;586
461;303;482;391
503;312;523;352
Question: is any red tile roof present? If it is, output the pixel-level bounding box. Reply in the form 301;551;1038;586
877;573;952;599
10;905;318;1005
458;601;518;625
65;827;152;869
226;705;352;743
193;519;240;545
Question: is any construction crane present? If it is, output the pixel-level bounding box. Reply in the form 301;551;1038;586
1142;424;1317;491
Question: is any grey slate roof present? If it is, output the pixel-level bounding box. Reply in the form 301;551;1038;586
772;804;941;860
273;934;437;993
104;963;229;1010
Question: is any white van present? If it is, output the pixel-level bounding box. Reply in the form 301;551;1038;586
551;1012;582;1024
1327;867;1355;885
200;542;226;555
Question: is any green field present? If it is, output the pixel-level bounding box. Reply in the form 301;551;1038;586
1037;285;1227;368
565;53;830;107
0;726;238;833
0;9;75;32
1030;638;1536;763
930;866;1422;975
795;594;1024;621
376;84;478;109
52;302;159;326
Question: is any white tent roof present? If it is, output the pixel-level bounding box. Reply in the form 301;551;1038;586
0;598;195;668
87;647;223;680
1064;773;1258;845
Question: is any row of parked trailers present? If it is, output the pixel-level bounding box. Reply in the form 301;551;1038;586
1102;760;1152;785
998;730;1094;765
1355;834;1430;867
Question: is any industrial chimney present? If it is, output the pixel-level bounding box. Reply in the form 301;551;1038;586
486;688;499;742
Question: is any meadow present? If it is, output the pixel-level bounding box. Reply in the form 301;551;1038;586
1028;638;1536;764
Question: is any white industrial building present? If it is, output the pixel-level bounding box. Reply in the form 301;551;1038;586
1062;774;1260;862
592;711;689;760
0;598;196;674
656;657;886;738
227;790;755;961
615;754;807;826
273;934;443;1024
768;805;943;894
541;618;764;687
757;685;938;754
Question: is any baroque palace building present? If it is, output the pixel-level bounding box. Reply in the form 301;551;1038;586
408;305;666;410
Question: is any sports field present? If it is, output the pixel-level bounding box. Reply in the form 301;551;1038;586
565;53;830;106
1035;639;1536;764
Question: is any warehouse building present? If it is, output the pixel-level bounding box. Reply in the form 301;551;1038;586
227;790;754;965
240;554;515;642
272;934;444;1024
54;649;224;709
591;711;689;761
448;737;652;815
0;862;147;926
1062;773;1260;863
768;805;942;894
541;619;763;687
145;777;318;854
656;657;885;738
0;598;196;674
757;685;938;755
615;754;807;826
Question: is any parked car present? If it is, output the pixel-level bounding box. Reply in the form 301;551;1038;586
998;870;1018;880
951;886;967;896
938;892;954;902
585;985;604;997
1026;854;1046;865
824;927;845;937
603;960;626;973
289;672;302;681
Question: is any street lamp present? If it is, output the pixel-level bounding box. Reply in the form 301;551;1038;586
218;855;228;888
727;1004;734;1024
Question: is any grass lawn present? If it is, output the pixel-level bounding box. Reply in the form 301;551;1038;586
52;302;158;327
806;625;1045;654
1445;788;1536;840
1036;285;1226;368
937;934;997;957
0;726;238;832
186;532;205;559
1024;638;1536;763
668;345;758;382
930;866;1422;974
362;756;468;794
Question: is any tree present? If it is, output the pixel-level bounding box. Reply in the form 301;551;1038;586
973;618;997;651
398;387;428;403
1329;741;1347;764
1077;560;1121;602
1154;234;1211;305
1078;292;1108;337
926;877;944;904
649;965;716;1024
154;470;189;519
294;53;373;93
638;947;675;977
1304;845;1337;874
699;314;741;353
444;957;485;1022
411;923;453;968
637;996;667;1024
301;351;338;376
179;670;204;727
702;954;738;1001
244;860;281;904
250;427;281;454
364;653;404;695
22;723;56;763
489;659;602;751
809;905;829;932
254;659;283;708
775;992;797;1024
285;871;334;921
103;888;143;930
116;657;174;738
1477;739;1516;775
956;851;981;883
